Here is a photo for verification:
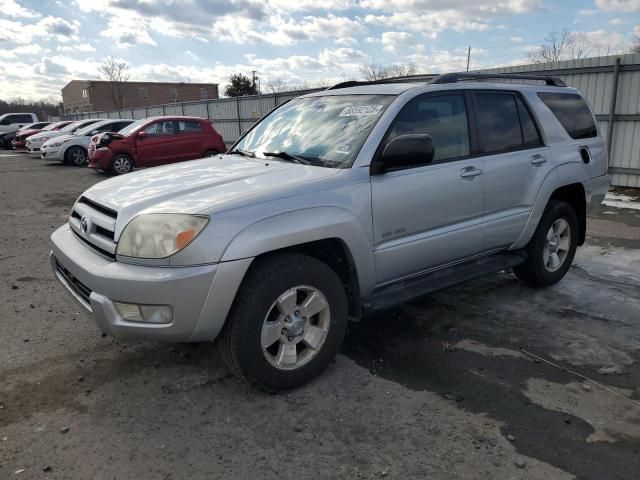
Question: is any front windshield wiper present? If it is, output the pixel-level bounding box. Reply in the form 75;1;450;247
263;151;312;165
229;148;256;158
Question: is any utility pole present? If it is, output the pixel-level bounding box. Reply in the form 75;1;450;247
251;70;257;90
466;47;471;72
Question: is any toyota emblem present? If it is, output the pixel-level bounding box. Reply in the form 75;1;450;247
80;216;89;234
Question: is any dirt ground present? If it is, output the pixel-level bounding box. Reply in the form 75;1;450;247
1;152;639;480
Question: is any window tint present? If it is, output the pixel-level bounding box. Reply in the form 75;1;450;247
476;93;524;153
538;92;597;139
17;115;34;123
388;94;470;162
144;121;177;136
178;121;203;133
516;97;542;146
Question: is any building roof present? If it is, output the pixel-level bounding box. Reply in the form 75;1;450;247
62;79;218;89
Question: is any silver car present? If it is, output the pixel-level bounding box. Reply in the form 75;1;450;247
50;73;610;390
41;119;134;166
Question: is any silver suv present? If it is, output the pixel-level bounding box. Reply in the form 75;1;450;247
50;73;610;391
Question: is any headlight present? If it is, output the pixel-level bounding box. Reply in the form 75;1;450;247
50;138;71;147
116;214;209;259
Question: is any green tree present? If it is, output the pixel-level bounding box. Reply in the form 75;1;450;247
224;73;258;97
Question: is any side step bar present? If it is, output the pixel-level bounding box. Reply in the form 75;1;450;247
362;251;527;312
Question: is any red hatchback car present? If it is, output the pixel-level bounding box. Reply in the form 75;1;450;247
88;116;226;175
12;121;73;149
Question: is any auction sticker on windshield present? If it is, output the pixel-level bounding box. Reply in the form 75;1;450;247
339;105;384;117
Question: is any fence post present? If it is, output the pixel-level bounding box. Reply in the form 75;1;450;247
606;57;621;169
181;103;185;115
162;105;166;115
206;101;212;120
236;96;242;139
145;106;149;118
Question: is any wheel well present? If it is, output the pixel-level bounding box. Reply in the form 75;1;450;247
549;183;586;245
253;239;362;321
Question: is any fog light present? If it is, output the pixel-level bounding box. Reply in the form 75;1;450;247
114;302;172;324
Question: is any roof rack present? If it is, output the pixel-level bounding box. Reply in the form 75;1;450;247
326;74;436;90
429;72;566;87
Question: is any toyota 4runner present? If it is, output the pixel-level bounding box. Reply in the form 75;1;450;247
50;73;611;391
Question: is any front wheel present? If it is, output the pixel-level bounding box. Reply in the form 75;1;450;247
111;154;133;175
217;253;348;392
65;146;88;166
514;200;578;287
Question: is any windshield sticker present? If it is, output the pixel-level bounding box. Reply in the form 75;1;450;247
335;143;351;154
339;105;384;117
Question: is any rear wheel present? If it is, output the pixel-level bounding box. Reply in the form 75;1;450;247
217;253;348;392
111;154;133;175
514;200;578;287
64;146;88;166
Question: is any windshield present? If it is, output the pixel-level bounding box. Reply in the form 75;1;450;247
60;122;83;133
43;122;65;131
118;118;148;136
233;94;395;168
76;122;107;136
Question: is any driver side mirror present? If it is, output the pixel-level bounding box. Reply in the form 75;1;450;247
370;134;434;175
137;131;148;140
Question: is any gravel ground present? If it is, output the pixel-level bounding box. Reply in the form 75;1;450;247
1;152;639;480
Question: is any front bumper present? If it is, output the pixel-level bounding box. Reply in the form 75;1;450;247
88;148;113;169
40;146;64;161
50;224;251;342
584;174;611;212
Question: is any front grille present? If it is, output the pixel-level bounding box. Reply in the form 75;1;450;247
55;259;92;305
69;196;118;260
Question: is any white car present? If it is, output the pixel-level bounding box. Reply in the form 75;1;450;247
41;119;134;166
26;119;101;155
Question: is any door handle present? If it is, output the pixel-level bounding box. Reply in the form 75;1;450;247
530;154;547;165
460;167;483;178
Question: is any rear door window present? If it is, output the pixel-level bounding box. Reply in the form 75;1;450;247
516;97;542;146
475;93;523;153
537;92;597;139
178;121;203;133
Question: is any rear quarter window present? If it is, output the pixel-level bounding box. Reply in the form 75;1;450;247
537;92;597;140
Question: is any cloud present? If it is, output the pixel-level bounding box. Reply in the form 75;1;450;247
0;0;40;18
33;58;69;76
381;31;415;53
100;12;156;47
596;0;640;11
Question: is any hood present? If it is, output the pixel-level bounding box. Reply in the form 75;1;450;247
16;129;39;138
83;155;342;227
43;134;74;146
29;130;67;141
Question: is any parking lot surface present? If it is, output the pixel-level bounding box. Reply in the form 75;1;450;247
1;152;639;479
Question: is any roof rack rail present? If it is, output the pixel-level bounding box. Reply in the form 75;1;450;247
326;74;437;90
429;72;566;87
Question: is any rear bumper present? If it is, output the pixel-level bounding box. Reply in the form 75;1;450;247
50;224;252;342
584;175;611;212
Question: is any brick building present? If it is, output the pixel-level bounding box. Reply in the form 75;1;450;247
62;80;219;114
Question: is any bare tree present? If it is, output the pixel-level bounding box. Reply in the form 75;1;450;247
632;37;640;54
359;63;417;81
528;29;595;63
266;78;288;94
97;56;130;108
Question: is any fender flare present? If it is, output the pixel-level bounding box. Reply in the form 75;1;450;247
220;206;376;295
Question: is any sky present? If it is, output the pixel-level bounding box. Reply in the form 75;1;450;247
0;0;639;101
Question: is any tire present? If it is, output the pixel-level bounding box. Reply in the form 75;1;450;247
514;200;578;287
218;253;348;392
110;154;134;175
64;146;88;166
203;150;219;157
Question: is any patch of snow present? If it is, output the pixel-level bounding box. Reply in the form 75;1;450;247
603;192;640;211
